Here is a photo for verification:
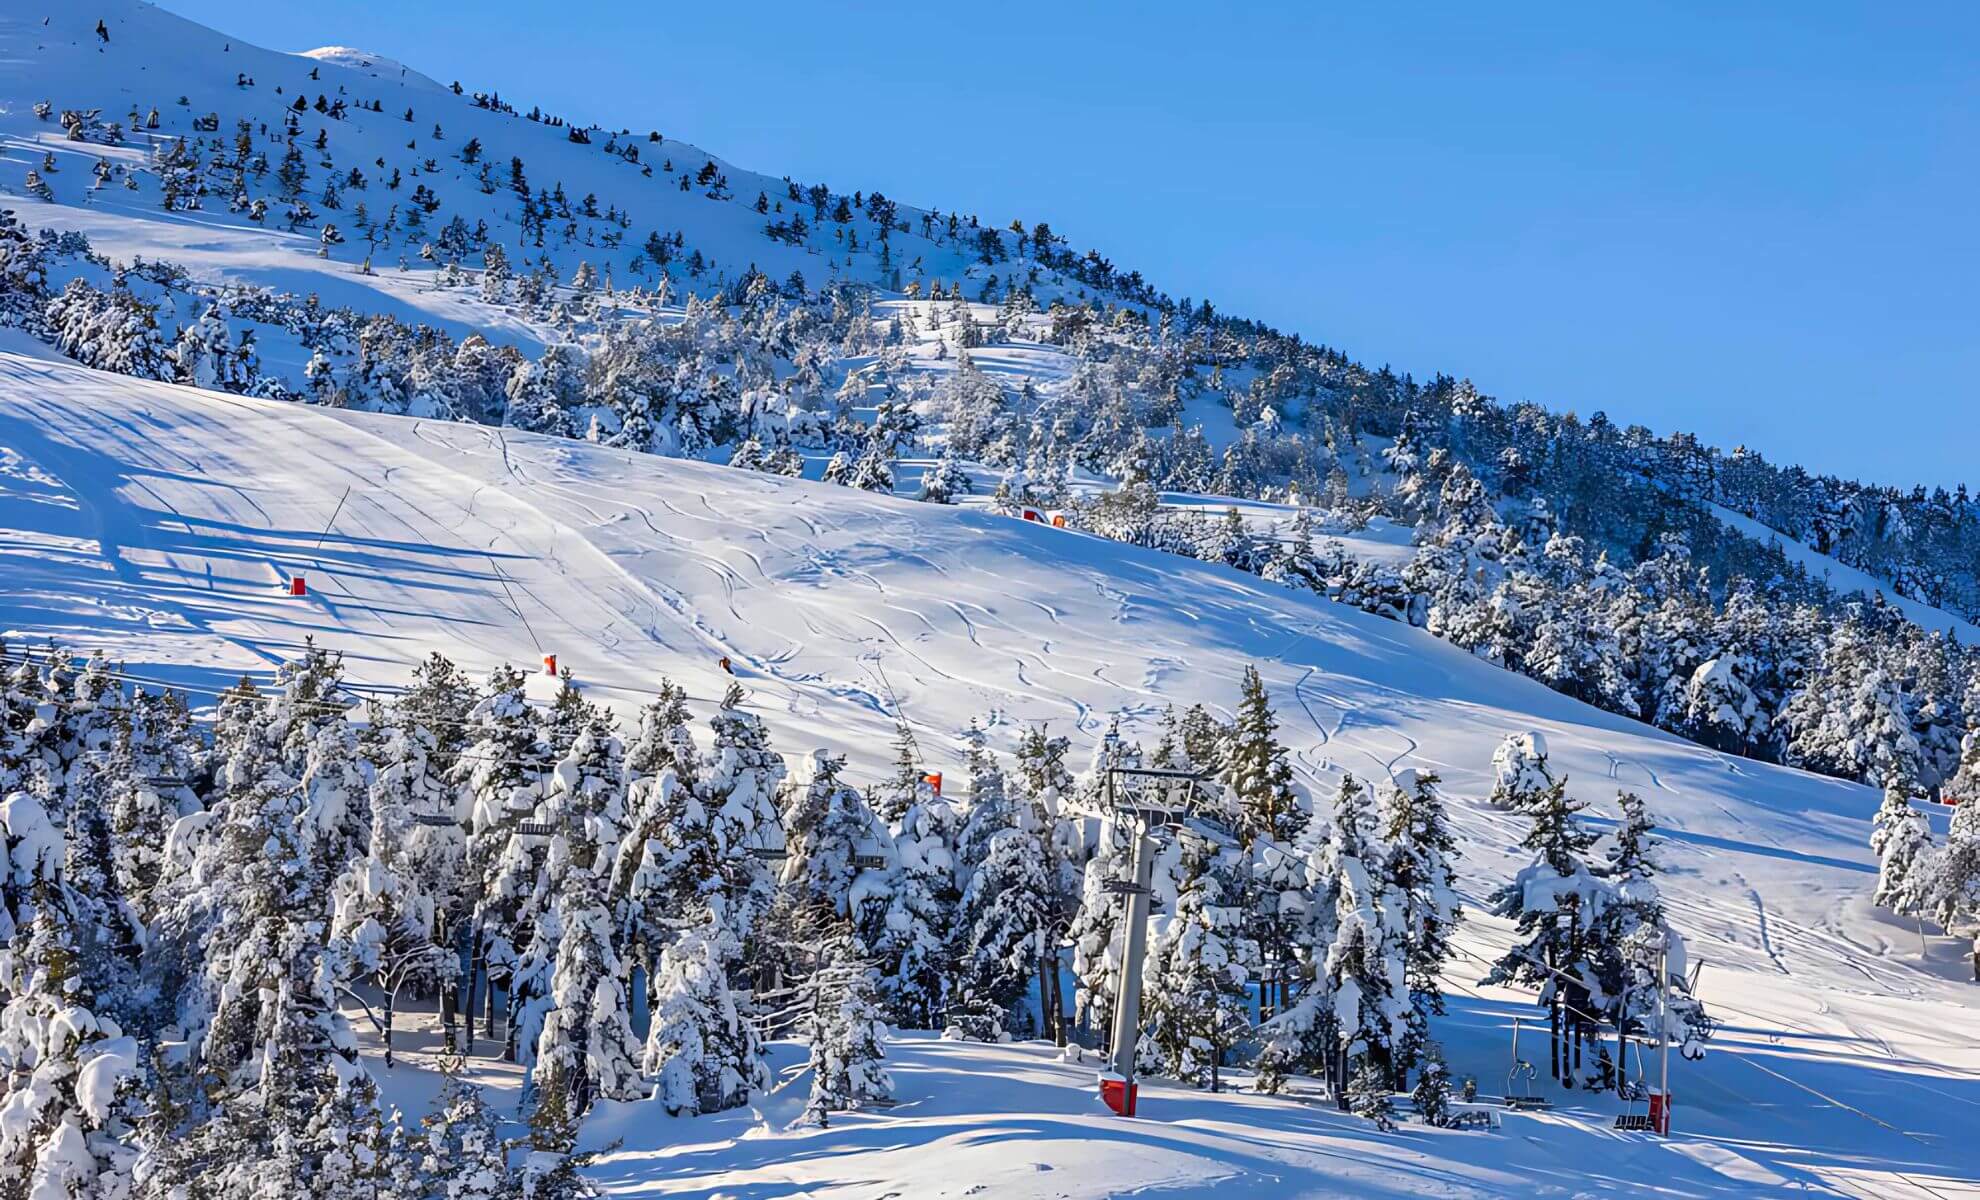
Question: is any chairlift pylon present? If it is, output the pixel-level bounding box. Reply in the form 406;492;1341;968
1097;763;1208;1119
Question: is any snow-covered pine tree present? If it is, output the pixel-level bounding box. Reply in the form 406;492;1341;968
540;667;600;762
0;833;144;1200
916;449;971;504
612;679;710;971
170;302;238;390
1679;657;1766;758
644;907;768;1115
802;957;893;1124
527;865;645;1139
1211;669;1305;1059
400;650;480;779
1781;621;1922;790
1947;727;1980;807
297;701;369;873
1254;776;1355;1096
45;667;150;1014
455;665;548;1043
1914;795;1980;977
0;209;48;334
514;713;629;1069
876;785;960;1028
1411;1041;1454;1127
872;721;925;827
35;649;126;828
374;709;472;1033
696;684;787;949
47;280;174;380
780;750;891;952
156;719;375;1194
1141;835;1255;1090
1221;665;1302;847
544;712;629;872
623;679;699;791
1010;726;1081;1042
1487;731;1555;810
103;685;198;927
949;754;1052;1040
1870;784;1931;916
1260;506;1326;592
1322;774;1409;1097
848;444;896;493
420;1058;517;1199
1525;572;1635;716
263;638;360;777
616;767;715;975
1348;1059;1397;1132
158;659;356;1088
330;777;454;1067
303;1073;406;1200
1380;769;1461;1073
1482;769;1613;1087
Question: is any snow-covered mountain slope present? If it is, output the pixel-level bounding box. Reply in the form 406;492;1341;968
8;0;1972;646
0;0;1062;330
4;348;1978;1196
1709;503;1978;642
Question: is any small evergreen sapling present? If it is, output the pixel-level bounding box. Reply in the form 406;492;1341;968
1411;1042;1454;1128
1349;1060;1397;1132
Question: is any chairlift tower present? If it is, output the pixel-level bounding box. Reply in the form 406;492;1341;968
1097;765;1211;1118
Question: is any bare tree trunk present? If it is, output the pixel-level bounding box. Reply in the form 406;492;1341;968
1049;962;1066;1048
383;986;397;1069
1614;1024;1626;1095
1045;954;1061;1045
1549;996;1562;1083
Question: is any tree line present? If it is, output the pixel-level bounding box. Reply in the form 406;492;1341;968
0;634;1714;1194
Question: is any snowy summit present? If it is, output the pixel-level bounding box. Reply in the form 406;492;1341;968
297;45;449;93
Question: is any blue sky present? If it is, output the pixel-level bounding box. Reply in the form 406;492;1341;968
169;1;1977;490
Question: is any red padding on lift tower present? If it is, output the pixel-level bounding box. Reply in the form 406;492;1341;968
542;653;558;676
1099;1072;1137;1117
289;575;307;596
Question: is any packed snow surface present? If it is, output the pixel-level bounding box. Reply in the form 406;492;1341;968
4;351;1978;1197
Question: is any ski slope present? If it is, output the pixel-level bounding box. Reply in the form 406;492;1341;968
4;349;1979;1196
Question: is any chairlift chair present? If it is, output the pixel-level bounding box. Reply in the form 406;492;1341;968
1614;1040;1657;1130
1503;1018;1552;1110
